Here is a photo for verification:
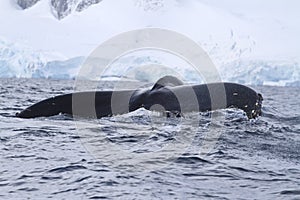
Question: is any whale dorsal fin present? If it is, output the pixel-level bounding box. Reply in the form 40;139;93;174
151;76;184;90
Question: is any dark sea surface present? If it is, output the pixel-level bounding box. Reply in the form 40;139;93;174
0;78;299;199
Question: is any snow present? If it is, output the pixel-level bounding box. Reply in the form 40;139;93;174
0;0;299;86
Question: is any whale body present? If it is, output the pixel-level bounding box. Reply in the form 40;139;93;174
16;76;263;119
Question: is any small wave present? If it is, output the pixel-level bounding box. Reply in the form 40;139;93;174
175;156;213;164
48;165;87;173
41;176;63;180
228;166;256;173
280;190;300;195
17;187;39;192
6;155;35;159
89;196;109;199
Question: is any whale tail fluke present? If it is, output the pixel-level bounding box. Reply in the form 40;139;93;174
16;76;263;120
151;75;184;90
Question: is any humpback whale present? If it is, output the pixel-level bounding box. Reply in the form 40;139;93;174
16;76;263;119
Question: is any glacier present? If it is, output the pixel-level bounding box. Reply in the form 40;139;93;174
0;38;46;78
0;38;84;79
0;38;299;86
220;60;300;87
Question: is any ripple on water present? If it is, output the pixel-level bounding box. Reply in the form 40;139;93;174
0;79;300;199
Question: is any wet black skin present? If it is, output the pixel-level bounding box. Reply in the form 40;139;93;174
129;82;263;119
16;78;263;119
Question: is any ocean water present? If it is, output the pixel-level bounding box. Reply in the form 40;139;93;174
0;78;299;199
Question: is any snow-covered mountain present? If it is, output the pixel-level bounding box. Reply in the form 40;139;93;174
15;0;102;19
0;0;300;86
16;0;39;9
14;0;170;20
